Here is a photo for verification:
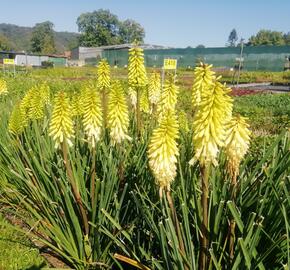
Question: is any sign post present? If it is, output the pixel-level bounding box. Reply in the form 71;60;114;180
3;59;15;65
163;58;177;70
3;58;16;76
161;58;178;89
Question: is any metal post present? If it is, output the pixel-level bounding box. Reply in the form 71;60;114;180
25;52;28;72
236;39;244;87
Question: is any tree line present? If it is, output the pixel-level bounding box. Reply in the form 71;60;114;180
0;9;145;54
1;10;290;53
227;28;290;47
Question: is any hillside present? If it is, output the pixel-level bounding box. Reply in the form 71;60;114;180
0;23;79;53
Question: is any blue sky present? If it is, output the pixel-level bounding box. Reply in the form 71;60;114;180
1;0;289;48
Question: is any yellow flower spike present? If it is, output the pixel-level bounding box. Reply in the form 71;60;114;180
49;92;74;149
192;63;216;109
140;88;150;113
20;87;34;118
148;110;179;191
225;115;251;178
128;86;137;110
178;110;189;133
71;92;85;117
97;59;111;90
82;87;103;148
148;72;161;106
157;74;179;121
19;83;50;121
0;79;8;95
108;81;131;144
190;79;233;166
128;42;147;87
29;97;44;120
39;82;50;105
97;60;110;128
28;87;46;120
8;102;26;135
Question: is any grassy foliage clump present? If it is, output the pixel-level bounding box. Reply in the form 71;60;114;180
0;58;289;270
0;215;45;269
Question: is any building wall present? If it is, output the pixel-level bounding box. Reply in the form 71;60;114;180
71;47;80;60
102;45;290;71
71;47;103;61
15;55;49;66
79;47;103;60
49;57;67;66
14;54;67;67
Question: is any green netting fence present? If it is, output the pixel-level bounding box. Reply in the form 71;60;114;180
102;45;290;71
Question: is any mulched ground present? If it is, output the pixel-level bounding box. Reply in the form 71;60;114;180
231;88;267;96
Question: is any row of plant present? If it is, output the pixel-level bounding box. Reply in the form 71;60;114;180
0;44;289;269
2;62;290;84
217;70;290;85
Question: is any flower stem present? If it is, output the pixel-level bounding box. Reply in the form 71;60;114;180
166;188;188;270
136;86;141;136
90;147;96;213
61;141;89;235
102;88;108;129
199;165;210;270
229;173;237;262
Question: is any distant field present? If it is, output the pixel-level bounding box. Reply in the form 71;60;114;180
1;67;289;136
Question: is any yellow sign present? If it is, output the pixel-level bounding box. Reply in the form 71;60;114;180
3;58;15;65
163;58;177;70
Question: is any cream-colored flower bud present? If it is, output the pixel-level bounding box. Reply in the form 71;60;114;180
148;72;161;106
225;115;251;178
108;81;131;144
192;63;216;109
49;92;74;148
128;42;147;87
157;74;179;121
82;87;103;148
128;87;137;109
190;79;233;166
97;59;110;90
148;110;179;190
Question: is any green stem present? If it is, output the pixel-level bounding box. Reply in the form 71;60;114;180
102;88;108;129
90;147;96;212
229;172;237;262
118;145;125;189
136;86;141;136
199;165;210;270
166;188;188;270
61;142;89;236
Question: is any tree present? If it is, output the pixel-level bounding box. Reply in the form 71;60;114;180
66;37;80;50
283;32;290;45
77;9;120;47
196;44;205;48
119;19;145;43
0;34;12;51
248;30;285;46
228;29;238;47
42;34;56;54
76;9;146;47
31;21;56;54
